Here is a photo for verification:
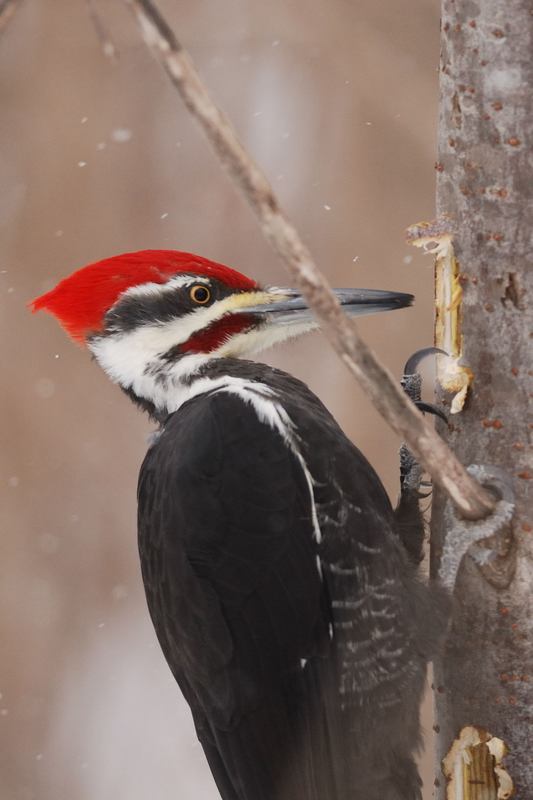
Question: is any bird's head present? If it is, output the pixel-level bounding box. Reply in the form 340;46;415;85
32;249;412;417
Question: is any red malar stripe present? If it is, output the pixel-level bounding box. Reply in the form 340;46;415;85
180;315;256;354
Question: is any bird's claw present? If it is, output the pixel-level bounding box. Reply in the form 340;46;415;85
401;346;448;429
403;346;447;378
395;348;448;562
399;348;448;490
414;400;448;425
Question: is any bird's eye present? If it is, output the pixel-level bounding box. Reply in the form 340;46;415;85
190;285;211;305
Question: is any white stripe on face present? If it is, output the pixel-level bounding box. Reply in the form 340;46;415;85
119;274;211;300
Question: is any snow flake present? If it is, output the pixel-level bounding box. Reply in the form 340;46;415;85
111;127;133;143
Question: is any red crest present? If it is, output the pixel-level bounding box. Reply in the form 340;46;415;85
31;250;257;343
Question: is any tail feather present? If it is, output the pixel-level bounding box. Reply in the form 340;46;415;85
195;654;425;800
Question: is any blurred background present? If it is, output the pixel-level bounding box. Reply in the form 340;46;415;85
0;1;440;798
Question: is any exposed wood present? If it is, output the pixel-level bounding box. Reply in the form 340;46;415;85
442;726;513;800
123;0;496;521
407;220;474;414
432;0;532;797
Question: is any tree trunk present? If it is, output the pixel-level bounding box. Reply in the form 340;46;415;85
431;1;532;798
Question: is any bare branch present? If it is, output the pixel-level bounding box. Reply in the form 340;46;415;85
0;0;22;37
124;0;495;521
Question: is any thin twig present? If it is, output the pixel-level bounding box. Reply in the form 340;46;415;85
86;0;118;60
0;0;22;36
124;0;495;521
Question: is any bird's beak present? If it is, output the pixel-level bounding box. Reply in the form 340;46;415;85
234;286;413;327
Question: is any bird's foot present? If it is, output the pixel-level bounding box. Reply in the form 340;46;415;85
395;348;448;562
400;347;448;498
413;400;448;425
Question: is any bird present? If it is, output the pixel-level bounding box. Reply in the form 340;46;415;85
32;249;447;800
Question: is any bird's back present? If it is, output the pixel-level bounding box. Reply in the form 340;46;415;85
138;360;443;800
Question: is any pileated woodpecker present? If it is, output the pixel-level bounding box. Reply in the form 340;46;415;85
33;250;445;800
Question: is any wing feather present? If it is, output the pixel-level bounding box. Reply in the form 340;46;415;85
138;390;326;799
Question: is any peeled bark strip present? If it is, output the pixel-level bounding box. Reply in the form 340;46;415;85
407;220;474;414
432;2;532;797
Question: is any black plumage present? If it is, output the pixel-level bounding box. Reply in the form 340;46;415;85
138;359;446;800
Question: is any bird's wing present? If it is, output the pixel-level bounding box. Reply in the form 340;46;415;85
258;371;440;800
138;388;328;800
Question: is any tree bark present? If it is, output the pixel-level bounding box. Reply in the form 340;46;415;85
431;2;532;798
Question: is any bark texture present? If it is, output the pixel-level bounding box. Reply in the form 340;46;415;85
432;1;532;798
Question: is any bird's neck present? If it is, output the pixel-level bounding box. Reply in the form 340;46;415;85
89;324;293;423
89;329;213;420
88;318;294;423
112;351;212;421
114;353;277;423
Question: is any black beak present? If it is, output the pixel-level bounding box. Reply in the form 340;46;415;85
235;287;413;325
